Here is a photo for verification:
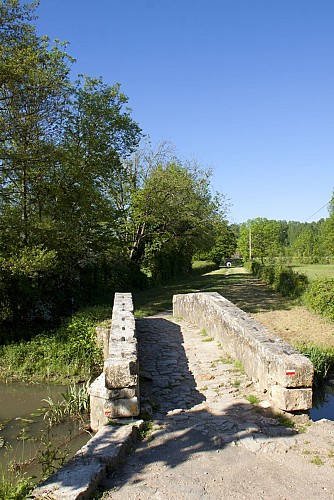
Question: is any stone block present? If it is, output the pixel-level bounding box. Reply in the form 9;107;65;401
30;456;106;499
76;420;144;463
104;357;138;389
89;375;137;401
270;385;313;412
104;397;139;418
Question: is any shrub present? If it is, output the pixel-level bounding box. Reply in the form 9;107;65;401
275;267;309;298
249;261;309;298
303;277;334;322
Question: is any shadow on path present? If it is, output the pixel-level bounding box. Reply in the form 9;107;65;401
199;272;293;314
96;316;297;497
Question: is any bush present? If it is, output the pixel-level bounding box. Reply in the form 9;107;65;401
303;277;334;322
249;261;309;298
275;267;309;298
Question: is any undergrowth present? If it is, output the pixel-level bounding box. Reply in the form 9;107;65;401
0;307;107;383
297;344;334;386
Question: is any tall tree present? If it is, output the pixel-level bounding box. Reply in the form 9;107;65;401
238;218;284;262
0;0;73;249
321;192;334;261
127;157;227;280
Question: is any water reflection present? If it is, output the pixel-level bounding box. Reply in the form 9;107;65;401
0;382;91;482
310;382;334;422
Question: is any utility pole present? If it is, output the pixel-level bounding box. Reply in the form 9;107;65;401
249;227;252;261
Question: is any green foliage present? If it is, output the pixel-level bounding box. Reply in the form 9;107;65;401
130;159;227;282
0;1;144;335
292;229;320;264
275;413;295;428
0;0;229;338
208;223;237;265
37;429;69;479
303;277;334;321
42;381;90;426
0;463;35;500
246;394;260;404
0;307;106;382
191;260;218;275
238;218;285;262
297;344;334;385
250;261;309;298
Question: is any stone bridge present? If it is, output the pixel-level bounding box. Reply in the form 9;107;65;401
31;291;315;498
90;290;313;429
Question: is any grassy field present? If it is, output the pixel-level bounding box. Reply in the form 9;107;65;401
291;264;334;281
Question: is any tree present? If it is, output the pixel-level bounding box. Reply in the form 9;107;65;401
0;1;144;328
126;156;227;281
0;0;73;249
292;229;319;263
38;76;142;262
208;223;237;266
238;218;284;262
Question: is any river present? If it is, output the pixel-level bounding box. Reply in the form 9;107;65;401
0;382;91;483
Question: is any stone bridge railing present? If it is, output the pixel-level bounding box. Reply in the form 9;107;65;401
173;292;314;412
89;293;140;431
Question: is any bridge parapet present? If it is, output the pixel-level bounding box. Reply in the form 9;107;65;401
89;293;140;431
173;292;314;412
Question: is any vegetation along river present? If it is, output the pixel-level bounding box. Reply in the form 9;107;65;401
0;382;91;483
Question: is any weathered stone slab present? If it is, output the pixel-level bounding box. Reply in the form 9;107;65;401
104;397;139;418
104;356;138;389
30;456;106;499
89;374;137;400
30;421;144;499
270;385;313;411
76;420;144;462
173;292;314;411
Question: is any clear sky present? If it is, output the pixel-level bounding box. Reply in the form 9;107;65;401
35;0;334;224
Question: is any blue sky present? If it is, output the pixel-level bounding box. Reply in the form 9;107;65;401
35;0;334;224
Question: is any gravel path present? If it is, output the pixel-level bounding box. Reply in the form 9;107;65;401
97;312;334;500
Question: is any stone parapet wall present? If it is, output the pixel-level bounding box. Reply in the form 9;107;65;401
89;293;140;431
173;292;314;411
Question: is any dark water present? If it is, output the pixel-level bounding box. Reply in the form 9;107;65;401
0;382;91;481
309;381;334;422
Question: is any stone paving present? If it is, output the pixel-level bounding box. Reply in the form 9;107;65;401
98;312;334;500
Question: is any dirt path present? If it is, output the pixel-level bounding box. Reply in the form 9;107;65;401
203;268;334;348
97;313;334;500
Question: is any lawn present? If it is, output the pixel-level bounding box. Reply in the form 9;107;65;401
291;264;334;281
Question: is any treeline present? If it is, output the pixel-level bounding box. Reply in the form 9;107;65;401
236;211;334;264
0;1;228;337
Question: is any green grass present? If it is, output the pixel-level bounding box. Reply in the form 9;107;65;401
246;394;260;404
0;307;107;383
291;264;334;281
275;413;295;428
310;456;325;466
233;360;245;373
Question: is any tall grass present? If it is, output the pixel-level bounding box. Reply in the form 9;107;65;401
297;344;334;386
0;307;107;383
42;382;90;426
0;467;35;500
